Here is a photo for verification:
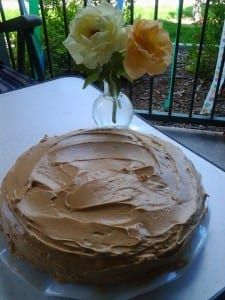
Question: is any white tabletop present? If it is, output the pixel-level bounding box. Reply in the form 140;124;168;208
0;77;224;300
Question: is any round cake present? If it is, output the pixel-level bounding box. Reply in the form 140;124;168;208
0;128;207;284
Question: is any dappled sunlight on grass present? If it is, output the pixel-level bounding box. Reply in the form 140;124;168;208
133;5;200;44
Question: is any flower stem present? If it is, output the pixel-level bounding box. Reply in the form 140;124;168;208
112;100;117;124
104;80;120;124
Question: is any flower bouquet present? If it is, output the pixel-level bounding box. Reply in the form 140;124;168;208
64;2;172;126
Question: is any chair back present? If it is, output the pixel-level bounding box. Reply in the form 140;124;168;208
0;32;10;66
0;0;45;80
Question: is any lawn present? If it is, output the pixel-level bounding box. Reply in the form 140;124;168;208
163;20;200;44
134;5;200;44
3;9;20;19
4;4;200;45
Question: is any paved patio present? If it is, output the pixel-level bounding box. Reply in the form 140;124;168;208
157;126;225;171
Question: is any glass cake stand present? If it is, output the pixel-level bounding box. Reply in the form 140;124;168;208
0;200;210;300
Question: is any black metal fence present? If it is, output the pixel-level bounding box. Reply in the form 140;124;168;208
1;0;225;127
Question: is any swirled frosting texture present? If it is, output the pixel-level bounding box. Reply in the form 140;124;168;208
0;129;206;283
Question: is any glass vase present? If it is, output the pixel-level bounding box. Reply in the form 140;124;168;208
92;81;134;128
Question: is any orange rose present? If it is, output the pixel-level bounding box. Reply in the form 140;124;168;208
123;20;172;80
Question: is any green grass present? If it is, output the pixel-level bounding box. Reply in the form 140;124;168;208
4;6;200;44
163;21;201;44
3;9;20;19
134;6;201;44
134;5;173;20
134;5;195;20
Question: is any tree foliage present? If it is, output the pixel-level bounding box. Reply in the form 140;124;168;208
186;0;225;79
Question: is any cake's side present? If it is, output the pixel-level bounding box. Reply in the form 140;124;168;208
0;128;207;284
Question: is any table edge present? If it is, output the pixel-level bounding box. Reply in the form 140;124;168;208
1;75;224;174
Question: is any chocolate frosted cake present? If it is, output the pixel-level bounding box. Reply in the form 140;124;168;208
0;128;206;284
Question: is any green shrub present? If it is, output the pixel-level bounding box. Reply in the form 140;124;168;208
186;0;225;79
41;1;203;76
182;5;193;18
42;0;83;77
168;5;193;20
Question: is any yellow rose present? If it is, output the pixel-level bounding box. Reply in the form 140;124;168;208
123;20;172;80
63;2;126;69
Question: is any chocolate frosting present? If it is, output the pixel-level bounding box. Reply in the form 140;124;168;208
0;129;206;282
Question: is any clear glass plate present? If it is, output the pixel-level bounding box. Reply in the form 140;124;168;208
0;201;209;300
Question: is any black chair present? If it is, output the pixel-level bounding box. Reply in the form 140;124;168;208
0;0;44;93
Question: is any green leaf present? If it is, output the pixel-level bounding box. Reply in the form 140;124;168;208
76;64;95;75
83;70;101;89
106;72;122;99
108;52;125;76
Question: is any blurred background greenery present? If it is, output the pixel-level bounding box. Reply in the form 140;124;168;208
1;0;224;79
